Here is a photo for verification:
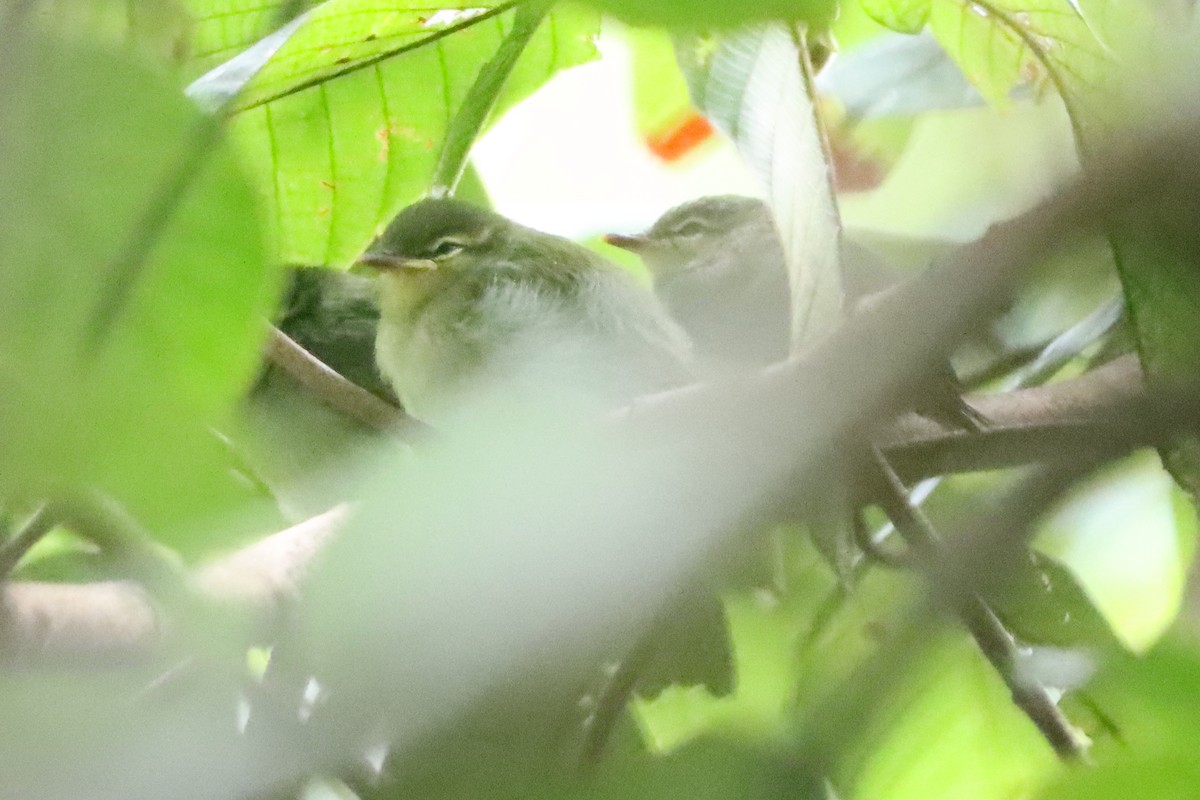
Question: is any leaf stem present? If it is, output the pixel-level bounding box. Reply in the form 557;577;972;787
429;1;548;197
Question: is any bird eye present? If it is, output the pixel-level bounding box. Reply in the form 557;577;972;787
672;219;708;238
428;239;465;259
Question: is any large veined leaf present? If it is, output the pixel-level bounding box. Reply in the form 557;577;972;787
0;32;282;542
190;0;600;265
183;0;320;75
582;0;837;30
677;25;844;350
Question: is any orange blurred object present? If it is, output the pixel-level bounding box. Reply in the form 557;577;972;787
645;111;716;163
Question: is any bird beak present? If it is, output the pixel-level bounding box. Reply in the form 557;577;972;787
603;233;651;253
356;253;438;273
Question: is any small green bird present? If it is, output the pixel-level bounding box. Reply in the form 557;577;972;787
608;195;982;425
605;195;791;368
358;198;694;425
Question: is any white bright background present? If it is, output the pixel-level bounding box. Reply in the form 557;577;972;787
474;28;760;239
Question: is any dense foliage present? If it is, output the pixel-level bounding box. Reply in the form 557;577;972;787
2;1;1200;799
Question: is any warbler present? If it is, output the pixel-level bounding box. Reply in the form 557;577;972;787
608;195;982;425
605;195;791;368
358;198;694;425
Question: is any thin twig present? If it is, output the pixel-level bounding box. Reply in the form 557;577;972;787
578;637;659;768
51;494;191;606
868;448;1090;760
0;504;57;580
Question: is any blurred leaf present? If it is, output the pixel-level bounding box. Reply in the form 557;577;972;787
582;0;837;30
678;24;844;349
1111;203;1200;503
1037;638;1200;799
192;1;599;265
637;536;918;755
926;0;1110;120
839;100;1077;241
859;0;930;35
625;26;712;163
817;31;983;119
1037;451;1199;652
0;33;283;547
990;551;1124;652
22;0;192;65
577;738;820;800
841;635;1062;800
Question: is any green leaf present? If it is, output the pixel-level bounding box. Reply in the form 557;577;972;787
582;0;837;30
677;25;844;349
859;0;931;35
990;551;1124;652
0;33;282;545
842;635;1062;800
1111;207;1200;504
1036;451;1199;652
195;1;599;265
927;0;1110;121
1037;639;1200;799
183;0;317;76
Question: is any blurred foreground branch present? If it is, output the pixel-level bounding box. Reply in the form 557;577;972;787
0;356;1169;665
0;506;347;666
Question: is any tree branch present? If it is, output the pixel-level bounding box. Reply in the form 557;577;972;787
869;448;1089;760
0;355;1172;667
264;326;428;437
0;506;347;666
880;354;1150;482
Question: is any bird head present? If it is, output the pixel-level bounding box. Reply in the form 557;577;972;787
604;195;775;281
358;197;508;278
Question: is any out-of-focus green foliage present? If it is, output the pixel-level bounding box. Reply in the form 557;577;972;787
992;551;1124;651
30;0;193;63
0;32;282;545
1038;452;1199;651
859;0;929;35
2;0;1200;798
841;635;1061;800
1111;215;1200;502
1037;638;1200;799
582;0;837;30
